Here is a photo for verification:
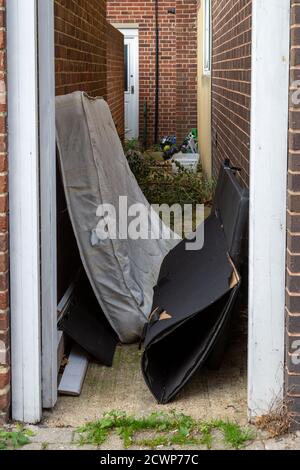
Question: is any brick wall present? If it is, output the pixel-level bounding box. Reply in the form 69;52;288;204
176;0;198;143
54;0;107;97
286;0;300;426
107;23;125;141
0;0;9;425
107;0;197;144
211;0;252;187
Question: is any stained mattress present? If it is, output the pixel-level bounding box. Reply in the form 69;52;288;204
55;92;177;343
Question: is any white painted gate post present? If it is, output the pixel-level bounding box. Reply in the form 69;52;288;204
7;0;42;422
248;0;290;418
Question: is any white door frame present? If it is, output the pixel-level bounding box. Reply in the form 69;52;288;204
248;0;290;418
7;0;41;423
7;0;56;422
38;0;57;410
119;27;139;139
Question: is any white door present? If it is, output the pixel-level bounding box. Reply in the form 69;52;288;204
119;29;139;139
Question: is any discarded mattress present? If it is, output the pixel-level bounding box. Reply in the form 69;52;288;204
56;92;177;343
141;161;249;404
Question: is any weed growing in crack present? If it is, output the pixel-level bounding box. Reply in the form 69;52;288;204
0;426;34;450
76;411;254;450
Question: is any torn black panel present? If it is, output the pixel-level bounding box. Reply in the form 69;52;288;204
59;273;118;367
141;162;249;404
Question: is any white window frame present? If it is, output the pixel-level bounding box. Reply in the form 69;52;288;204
203;0;212;75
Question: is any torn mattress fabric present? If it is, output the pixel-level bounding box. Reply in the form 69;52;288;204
55;92;177;343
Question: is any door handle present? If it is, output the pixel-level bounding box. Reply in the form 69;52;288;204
131;85;135;94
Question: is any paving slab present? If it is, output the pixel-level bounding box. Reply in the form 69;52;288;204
27;426;74;444
5;428;300;451
46;444;98;451
99;435;125;451
264;436;300;451
245;441;265;450
44;329;247;428
17;443;46;451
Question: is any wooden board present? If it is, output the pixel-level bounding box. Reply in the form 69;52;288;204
57;330;65;373
58;344;89;396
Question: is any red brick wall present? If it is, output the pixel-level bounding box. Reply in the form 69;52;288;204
107;23;125;141
211;0;252;187
176;0;198;143
286;0;300;426
0;0;9;425
54;0;107;97
107;0;197;144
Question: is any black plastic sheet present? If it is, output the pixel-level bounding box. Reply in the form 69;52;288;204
59;272;118;367
141;161;249;403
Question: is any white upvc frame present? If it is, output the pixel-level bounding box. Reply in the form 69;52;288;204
119;27;139;139
38;0;57;410
7;0;57;422
203;0;212;75
248;0;290;418
7;0;41;422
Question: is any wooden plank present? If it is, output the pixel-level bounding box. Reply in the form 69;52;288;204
57;271;81;323
57;283;76;324
57;331;65;373
58;283;75;315
38;0;57;410
58;344;89;396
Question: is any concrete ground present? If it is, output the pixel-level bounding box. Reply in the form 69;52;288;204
43;312;248;429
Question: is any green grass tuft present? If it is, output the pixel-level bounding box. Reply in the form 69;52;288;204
212;420;255;449
76;411;254;450
0;425;34;450
199;423;214;450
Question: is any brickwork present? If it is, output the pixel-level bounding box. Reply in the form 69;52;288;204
211;0;252;187
54;0;107;98
0;0;9;425
107;0;197;144
286;0;300;426
176;0;198;143
107;23;125;141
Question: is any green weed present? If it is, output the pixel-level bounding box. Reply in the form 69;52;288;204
0;425;34;450
76;411;254;450
212;420;255;449
126;149;215;208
